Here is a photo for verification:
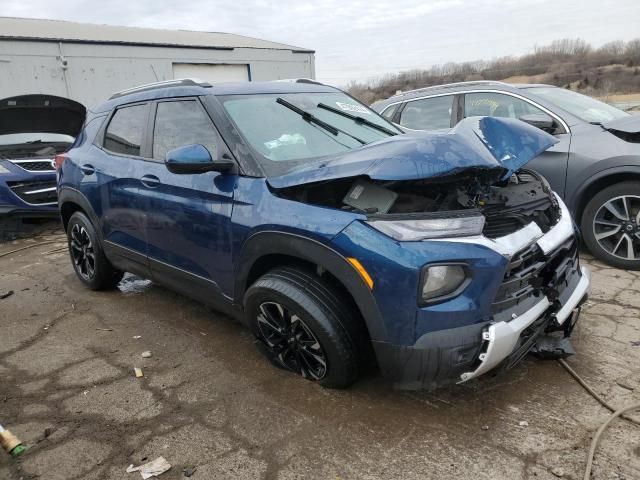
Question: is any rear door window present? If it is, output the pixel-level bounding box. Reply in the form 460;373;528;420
152;100;218;161
464;92;545;119
399;96;454;130
103;104;148;156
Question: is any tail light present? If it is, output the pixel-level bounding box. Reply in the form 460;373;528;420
54;154;68;171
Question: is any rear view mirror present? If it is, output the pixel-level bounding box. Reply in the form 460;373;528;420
165;144;235;174
519;113;555;132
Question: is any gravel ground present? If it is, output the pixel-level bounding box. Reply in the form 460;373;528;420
0;230;639;480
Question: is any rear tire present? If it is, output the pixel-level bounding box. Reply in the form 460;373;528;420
67;211;124;290
581;181;640;270
244;266;362;389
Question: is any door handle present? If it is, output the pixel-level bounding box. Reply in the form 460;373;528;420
80;164;95;175
140;175;161;188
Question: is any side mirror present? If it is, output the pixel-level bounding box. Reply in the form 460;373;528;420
165;144;235;174
519;113;555;132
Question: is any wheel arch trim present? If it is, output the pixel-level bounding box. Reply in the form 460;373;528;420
235;231;387;341
569;164;640;220
58;187;102;237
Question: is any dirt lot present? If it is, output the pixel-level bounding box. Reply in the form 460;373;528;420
1;230;639;480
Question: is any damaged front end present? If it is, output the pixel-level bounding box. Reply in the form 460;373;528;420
270;116;564;241
268;116;590;388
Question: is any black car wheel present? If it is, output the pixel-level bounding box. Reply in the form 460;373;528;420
244;266;362;388
256;301;329;380
67;211;124;289
582;182;640;270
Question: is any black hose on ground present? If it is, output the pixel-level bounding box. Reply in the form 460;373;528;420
558;358;640;479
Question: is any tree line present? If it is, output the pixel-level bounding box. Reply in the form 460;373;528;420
347;38;640;104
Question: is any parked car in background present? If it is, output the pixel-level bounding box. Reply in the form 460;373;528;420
57;79;589;390
372;81;640;269
0;95;85;217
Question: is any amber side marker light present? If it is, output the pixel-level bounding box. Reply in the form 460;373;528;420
346;257;374;290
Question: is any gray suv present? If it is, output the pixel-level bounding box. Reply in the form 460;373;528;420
372;81;640;269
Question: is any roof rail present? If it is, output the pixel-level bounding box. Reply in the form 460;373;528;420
273;78;325;86
109;78;212;100
394;80;512;98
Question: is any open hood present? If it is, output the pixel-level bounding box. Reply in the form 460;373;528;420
267;116;558;189
601;115;640;134
0;94;86;137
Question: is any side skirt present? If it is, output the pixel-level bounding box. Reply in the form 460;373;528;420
103;239;240;320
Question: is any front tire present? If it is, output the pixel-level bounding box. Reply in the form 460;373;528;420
581;181;640;270
67;211;124;290
244;267;362;388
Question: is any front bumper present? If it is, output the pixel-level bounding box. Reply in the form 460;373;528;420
459;265;590;382
369;195;591;390
0;161;58;217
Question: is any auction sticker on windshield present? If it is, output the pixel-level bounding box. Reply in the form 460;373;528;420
336;102;371;115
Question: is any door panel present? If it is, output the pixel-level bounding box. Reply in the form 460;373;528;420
141;99;236;301
141;166;235;288
83;103;151;272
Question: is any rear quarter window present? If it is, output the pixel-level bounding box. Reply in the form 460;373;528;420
381;104;399;121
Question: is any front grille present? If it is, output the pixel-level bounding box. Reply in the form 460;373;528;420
482;178;561;239
10;159;55;172
492;237;579;320
7;180;58;205
483;216;527;238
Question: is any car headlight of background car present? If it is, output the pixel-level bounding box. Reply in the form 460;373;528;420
420;264;469;304
366;215;485;241
0;162;10;174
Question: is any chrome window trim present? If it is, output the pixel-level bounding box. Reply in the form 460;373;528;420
380;89;570;134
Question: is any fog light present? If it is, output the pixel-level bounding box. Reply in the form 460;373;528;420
420;265;468;303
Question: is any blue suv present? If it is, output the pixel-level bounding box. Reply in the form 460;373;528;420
58;79;590;389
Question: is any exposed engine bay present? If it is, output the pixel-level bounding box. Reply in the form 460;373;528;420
274;168;560;239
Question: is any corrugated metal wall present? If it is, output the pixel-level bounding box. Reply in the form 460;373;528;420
0;40;315;108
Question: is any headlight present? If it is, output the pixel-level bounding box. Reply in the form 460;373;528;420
367;215;485;241
0;163;10;175
420;264;468;303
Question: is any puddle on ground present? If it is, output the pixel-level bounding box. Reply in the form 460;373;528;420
117;273;153;295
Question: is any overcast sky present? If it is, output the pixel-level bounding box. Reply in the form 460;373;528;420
3;0;640;86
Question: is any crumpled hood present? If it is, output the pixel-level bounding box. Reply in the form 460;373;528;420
0;94;86;137
602;115;640;134
267;116;558;189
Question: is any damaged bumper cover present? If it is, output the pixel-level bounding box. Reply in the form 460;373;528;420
458;265;589;383
372;195;590;390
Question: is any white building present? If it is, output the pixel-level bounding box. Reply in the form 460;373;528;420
0;17;315;107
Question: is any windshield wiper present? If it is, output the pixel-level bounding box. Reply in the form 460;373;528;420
317;103;398;136
276;98;366;145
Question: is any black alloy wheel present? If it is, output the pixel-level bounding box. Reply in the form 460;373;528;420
66;211;124;289
256;301;328;380
582;182;640;270
69;223;96;281
244;266;363;388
